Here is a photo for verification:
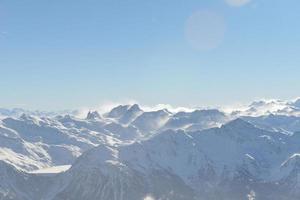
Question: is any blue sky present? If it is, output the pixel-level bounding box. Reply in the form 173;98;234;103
0;0;300;110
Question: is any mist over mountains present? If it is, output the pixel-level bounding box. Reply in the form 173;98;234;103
1;98;300;200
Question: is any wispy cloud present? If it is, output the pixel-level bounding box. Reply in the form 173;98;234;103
75;99;138;118
141;103;195;113
76;100;196;118
96;99;139;113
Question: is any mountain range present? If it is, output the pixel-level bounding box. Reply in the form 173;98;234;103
1;98;300;200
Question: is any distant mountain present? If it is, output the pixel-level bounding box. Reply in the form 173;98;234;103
291;98;300;108
131;109;171;134
232;99;300;117
86;111;102;120
106;104;143;125
0;108;78;119
163;109;229;131
106;105;131;119
243;114;300;134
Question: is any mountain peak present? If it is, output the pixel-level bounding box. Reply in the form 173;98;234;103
222;118;255;130
249;100;267;107
107;105;130;119
86;111;101;120
20;113;29;120
293;98;300;108
128;104;142;112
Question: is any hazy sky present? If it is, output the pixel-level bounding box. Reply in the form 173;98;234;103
1;0;300;110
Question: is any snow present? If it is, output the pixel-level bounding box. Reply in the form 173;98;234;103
143;195;155;200
231;98;300;117
245;154;255;161
29;165;71;174
1;101;300;172
2;99;300;199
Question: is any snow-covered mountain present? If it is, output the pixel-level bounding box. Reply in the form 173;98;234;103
0;114;115;171
106;104;144;125
0;108;79;119
57;120;300;200
292;98;300;108
242;114;300;134
163;109;229;131
2;99;300;199
231;98;300;117
2;119;300;199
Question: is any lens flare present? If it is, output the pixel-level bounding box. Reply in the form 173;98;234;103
185;10;226;51
225;0;251;7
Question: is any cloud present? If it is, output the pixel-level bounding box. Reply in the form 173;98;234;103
225;0;252;7
73;107;92;119
141;103;195;113
94;99;138;114
185;10;226;51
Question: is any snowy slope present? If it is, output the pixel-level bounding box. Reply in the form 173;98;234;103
2;118;300;200
231;98;300;117
243;114;300;134
0;113;124;171
131;109;172;134
53;119;300;200
162;109;229;131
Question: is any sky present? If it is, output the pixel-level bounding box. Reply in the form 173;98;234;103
0;0;300;110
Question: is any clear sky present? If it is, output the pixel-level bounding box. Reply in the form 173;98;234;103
0;0;300;110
